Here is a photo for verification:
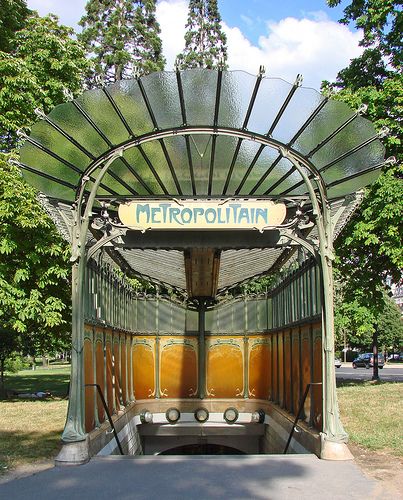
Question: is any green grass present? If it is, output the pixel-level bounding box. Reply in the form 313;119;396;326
337;380;403;456
2;365;70;398
0;366;70;474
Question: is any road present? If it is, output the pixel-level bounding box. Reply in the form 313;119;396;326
336;364;403;382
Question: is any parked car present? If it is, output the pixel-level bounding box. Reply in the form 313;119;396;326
352;353;385;369
334;357;342;368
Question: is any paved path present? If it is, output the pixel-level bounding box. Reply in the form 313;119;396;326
0;454;378;499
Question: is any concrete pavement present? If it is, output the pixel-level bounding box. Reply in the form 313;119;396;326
0;454;377;499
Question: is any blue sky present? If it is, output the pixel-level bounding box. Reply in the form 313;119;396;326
26;0;360;88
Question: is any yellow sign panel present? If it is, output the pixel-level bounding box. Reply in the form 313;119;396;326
118;199;286;231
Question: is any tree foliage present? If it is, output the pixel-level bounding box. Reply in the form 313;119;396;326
79;0;165;83
176;0;228;69
0;154;71;371
326;0;403;348
0;14;91;151
0;0;31;53
327;0;402;68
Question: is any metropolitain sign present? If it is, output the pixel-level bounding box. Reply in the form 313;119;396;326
118;199;286;231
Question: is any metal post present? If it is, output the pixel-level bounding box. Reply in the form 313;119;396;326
198;300;206;399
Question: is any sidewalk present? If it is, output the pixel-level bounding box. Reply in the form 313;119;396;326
0;454;380;500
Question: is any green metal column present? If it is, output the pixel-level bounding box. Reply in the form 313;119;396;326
198;300;206;399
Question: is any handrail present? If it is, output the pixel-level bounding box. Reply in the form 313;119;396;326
85;383;124;455
283;382;322;454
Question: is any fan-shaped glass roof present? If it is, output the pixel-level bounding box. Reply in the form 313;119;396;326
19;69;385;203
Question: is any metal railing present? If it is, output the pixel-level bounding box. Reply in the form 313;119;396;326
85;383;124;455
283;382;322;454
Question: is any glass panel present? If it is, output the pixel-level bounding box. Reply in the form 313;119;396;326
269;167;304;195
141;140;180;194
253;157;295;195
248;78;294;136
322;139;384;185
211;135;239;195
218;71;257;129
122;146;165;195
190;133;212;194
21;168;75;201
141;72;182;129
311;117;381;170
28;120;91;171
20;141;80;187
100;170;132;196
159;136;193;194
293;99;354;156
225;138;263;194
108;157;152;196
236;145;281;195
48;102;109;157
181;69;217;126
327;169;381;199
108;79;155;137
274;86;326;145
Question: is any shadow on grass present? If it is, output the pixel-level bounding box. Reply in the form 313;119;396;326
337;378;402;388
2;372;70;399
0;429;63;472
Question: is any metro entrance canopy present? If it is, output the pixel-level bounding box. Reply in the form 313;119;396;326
18;69;387;462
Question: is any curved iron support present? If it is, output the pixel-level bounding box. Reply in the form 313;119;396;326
280;148;349;451
61;150;124;448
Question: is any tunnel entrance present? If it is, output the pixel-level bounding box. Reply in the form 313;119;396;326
159;444;245;455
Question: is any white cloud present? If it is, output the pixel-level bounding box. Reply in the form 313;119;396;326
26;0;363;89
156;2;363;88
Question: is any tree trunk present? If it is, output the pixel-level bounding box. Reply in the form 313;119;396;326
372;329;379;381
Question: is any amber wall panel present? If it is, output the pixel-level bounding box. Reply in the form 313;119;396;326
84;336;95;432
312;323;323;431
278;332;284;407
105;332;114;413
272;334;278;402
113;335;122;409
133;338;155;399
267;337;273;400
206;338;243;398
284;331;292;412
248;338;270;399
120;338;127;405
292;328;301;415
95;333;105;422
301;326;312;423
160;338;198;398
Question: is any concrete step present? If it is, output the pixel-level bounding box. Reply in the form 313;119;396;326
0;454;377;499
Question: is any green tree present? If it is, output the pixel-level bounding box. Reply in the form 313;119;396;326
176;0;228;69
327;0;402;68
0;154;71;392
378;296;403;353
0;0;31;53
327;0;403;360
79;0;165;83
0;14;90;151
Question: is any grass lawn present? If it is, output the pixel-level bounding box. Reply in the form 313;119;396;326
337;380;403;457
0;366;70;474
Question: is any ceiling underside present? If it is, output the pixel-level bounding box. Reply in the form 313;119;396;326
19;69;385;296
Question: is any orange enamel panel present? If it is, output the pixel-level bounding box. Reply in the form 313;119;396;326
301;326;311;422
133;340;155;399
278;332;284;407
160;339;198;398
113;339;122;409
312;323;323;431
292;328;301;416
120;340;127;405
267;337;273;401
95;340;105;422
84;338;95;432
206;339;243;398
248;340;270;399
105;338;114;413
284;331;292;412
272;334;278;402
